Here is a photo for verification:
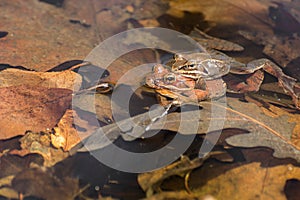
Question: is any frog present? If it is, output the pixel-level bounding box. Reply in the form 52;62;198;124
169;51;300;109
145;28;300;109
145;63;226;106
169;52;231;80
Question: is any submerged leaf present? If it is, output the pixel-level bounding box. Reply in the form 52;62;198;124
0;0;96;71
226;102;300;162
0;85;72;140
12;168;79;200
0;156;42;199
0;68;82;90
0;154;43;178
138;156;205;196
52;109;98;151
189;162;300;200
168;0;273;33
239;30;300;68
0;186;19;199
78;97;300;163
20;131;69;167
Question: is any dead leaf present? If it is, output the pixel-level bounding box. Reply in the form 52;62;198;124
138;156;205;196
0;68;82;90
0;136;21;154
137;147;298;199
279;0;300;24
78;96;300;163
94;6;130;40
239;30;300;68
64;0;95;28
0;185;19;199
0;85;72;140
20;131;69;167
190;28;244;51
12;167;80;200
0;0;96;71
284;179;300;200
168;0;274;33
73;84;157;127
73;93;114;123
0;175;18;199
226;103;300;157
91;0;168;39
96;49;158;85
52;109;98;151
226;98;300;162
269;2;300;35
131;0;169;20
141;191;200;200
0;154;43;179
189;162;300;200
139;19;160;27
0;175;14;187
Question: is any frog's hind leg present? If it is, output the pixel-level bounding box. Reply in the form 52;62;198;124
228;58;300;109
223;70;264;93
259;59;300;109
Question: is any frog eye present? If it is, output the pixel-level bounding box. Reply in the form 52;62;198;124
164;73;176;83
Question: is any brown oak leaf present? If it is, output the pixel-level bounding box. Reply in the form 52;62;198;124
0;85;72;140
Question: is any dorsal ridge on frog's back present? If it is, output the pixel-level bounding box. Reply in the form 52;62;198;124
171;52;231;80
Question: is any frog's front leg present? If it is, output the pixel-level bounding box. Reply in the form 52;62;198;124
154;89;181;107
193;89;210;101
155;87;211;106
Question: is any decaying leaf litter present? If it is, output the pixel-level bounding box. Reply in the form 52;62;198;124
1;0;300;199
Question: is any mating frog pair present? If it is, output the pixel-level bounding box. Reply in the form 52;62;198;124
145;55;227;106
145;33;300;109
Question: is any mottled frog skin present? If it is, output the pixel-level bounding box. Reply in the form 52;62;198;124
145;64;226;105
170;52;231;80
145;29;300;109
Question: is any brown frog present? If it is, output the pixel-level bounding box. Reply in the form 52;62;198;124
146;51;300;109
145;63;226;106
146;28;300;109
170;52;300;109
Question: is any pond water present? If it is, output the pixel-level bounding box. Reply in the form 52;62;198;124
1;0;300;199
